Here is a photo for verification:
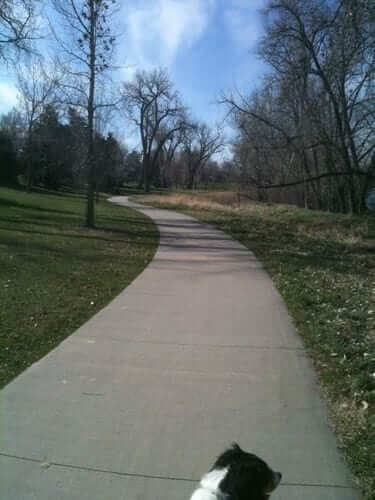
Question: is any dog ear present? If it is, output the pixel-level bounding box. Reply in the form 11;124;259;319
231;442;242;452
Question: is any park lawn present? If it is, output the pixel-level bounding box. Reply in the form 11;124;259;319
136;191;375;500
0;187;159;388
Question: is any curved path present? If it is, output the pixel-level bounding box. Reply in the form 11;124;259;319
0;197;359;499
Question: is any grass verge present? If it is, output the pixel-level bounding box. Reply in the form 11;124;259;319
0;187;159;388
136;191;375;500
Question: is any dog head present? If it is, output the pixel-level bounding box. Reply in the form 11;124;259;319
212;443;282;500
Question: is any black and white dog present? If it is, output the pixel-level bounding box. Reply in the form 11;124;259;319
190;444;282;500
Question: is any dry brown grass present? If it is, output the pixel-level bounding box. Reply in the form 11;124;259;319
141;192;372;247
140;193;237;213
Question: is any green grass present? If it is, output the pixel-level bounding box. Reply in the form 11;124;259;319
0;187;159;388
136;191;375;500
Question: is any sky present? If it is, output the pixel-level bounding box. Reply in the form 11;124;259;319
0;0;268;151
119;0;267;126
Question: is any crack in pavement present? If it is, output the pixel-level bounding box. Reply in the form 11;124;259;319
80;337;306;351
0;452;358;491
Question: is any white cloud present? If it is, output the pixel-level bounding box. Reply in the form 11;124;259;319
223;1;264;50
0;82;19;114
121;0;216;76
229;0;264;8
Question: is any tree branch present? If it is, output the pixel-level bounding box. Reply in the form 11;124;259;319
249;170;374;190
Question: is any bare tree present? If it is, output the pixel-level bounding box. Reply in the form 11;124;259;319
155;125;186;188
183;122;224;189
121;68;187;192
16;58;60;191
221;0;375;213
0;0;40;63
51;0;118;227
262;0;375;211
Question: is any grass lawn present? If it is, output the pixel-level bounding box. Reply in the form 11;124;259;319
0;187;159;388
136;191;375;500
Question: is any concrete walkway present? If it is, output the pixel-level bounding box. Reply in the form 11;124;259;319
0;197;359;500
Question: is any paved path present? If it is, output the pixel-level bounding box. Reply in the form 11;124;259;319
0;197;360;500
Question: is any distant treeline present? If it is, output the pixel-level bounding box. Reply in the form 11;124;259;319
0;105;127;193
0;103;232;194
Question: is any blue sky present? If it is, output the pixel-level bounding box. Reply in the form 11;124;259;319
0;0;268;149
119;0;267;125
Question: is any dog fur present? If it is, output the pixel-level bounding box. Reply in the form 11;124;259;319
190;443;282;500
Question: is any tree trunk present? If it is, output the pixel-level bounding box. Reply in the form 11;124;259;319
26;157;33;192
187;174;194;190
143;156;151;192
86;167;95;226
85;0;96;228
145;169;151;193
187;161;198;190
26;128;33;193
